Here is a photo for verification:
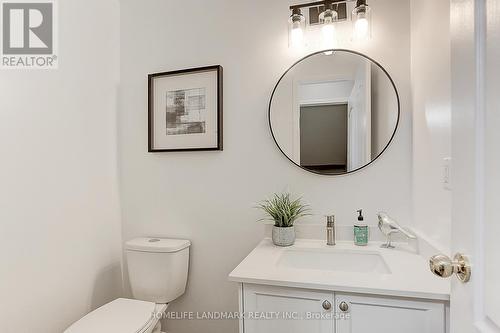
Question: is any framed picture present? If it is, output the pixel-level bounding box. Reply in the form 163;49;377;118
148;65;223;152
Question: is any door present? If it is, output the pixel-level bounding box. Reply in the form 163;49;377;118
347;61;372;171
300;104;348;173
242;284;334;333
335;293;445;333
449;0;500;332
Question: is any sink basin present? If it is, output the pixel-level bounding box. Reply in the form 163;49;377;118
277;248;391;274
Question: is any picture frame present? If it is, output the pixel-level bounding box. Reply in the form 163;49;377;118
148;65;223;152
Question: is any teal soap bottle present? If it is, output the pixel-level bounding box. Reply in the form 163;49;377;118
354;209;368;246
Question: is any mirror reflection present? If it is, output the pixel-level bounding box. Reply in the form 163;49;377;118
269;50;399;175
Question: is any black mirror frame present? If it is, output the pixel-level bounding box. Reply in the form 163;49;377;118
268;49;401;176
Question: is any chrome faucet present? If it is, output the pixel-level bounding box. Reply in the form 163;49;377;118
377;212;416;248
326;215;336;246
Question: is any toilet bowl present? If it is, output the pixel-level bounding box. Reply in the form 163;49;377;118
64;238;190;333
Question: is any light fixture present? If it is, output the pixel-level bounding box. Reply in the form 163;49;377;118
288;8;305;48
352;0;371;41
287;0;372;50
319;1;338;50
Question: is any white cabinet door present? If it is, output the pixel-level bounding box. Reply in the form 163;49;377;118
243;284;334;333
335;293;446;333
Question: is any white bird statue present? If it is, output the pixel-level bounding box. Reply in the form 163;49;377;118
377;212;416;248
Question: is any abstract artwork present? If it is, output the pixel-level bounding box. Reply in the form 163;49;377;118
166;88;206;135
148;65;223;152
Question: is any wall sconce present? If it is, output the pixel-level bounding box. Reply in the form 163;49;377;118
288;0;371;49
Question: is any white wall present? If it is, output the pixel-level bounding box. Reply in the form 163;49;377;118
0;1;122;332
410;0;452;252
371;64;399;158
118;1;412;333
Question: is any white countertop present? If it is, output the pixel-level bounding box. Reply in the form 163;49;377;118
228;238;450;301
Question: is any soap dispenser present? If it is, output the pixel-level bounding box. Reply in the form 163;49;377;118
354;209;368;246
326;215;336;246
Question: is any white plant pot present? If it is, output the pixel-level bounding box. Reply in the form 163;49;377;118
272;226;295;247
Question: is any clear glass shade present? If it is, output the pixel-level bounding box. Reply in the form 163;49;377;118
319;9;338;49
352;5;371;41
289;12;305;48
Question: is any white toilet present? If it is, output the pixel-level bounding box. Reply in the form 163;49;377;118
64;237;191;333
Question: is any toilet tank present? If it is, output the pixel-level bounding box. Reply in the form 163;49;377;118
125;238;190;304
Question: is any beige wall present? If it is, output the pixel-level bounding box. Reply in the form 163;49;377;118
0;1;123;332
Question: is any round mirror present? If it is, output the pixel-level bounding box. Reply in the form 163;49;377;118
269;50;400;175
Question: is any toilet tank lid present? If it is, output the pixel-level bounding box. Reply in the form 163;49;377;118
125;238;191;253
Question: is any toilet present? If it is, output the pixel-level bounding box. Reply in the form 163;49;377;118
64;238;191;333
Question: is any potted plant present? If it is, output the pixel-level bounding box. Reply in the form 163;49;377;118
257;193;311;247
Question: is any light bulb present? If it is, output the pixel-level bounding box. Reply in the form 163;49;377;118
321;19;337;49
354;15;369;40
319;7;338;50
291;25;304;48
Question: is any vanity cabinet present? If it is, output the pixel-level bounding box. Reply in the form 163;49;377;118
240;284;446;333
335;293;445;333
242;284;334;333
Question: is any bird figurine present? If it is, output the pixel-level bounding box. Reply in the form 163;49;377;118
377;212;416;248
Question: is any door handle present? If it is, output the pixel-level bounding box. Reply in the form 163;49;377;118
429;253;471;283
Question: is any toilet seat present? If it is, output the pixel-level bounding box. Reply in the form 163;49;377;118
64;298;167;333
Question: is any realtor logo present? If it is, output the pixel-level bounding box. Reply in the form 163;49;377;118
1;0;58;69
